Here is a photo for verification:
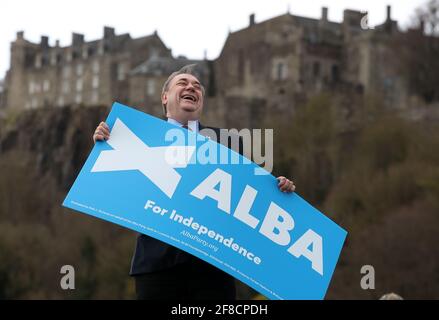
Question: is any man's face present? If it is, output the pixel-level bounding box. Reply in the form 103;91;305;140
161;73;204;122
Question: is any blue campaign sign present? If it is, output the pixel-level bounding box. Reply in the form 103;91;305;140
63;102;347;300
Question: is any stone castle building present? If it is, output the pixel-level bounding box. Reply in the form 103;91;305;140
214;6;406;110
209;5;410;128
3;27;171;111
0;6;417;126
1;25;211;117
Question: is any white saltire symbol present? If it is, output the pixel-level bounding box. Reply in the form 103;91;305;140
91;118;195;198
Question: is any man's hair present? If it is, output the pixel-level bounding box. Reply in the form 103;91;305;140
161;64;205;115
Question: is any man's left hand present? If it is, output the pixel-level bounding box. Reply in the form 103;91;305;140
277;176;296;193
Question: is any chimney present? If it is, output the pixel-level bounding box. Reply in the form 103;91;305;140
55;40;60;47
72;33;84;46
40;36;49;48
104;26;115;39
249;13;255;27
16;31;24;40
420;20;425;34
321;7;328;22
386;5;391;21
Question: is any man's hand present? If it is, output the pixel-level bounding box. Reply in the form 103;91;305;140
93;121;110;143
277;176;296;193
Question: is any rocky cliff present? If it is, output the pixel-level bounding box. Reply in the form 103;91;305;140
1;106;109;191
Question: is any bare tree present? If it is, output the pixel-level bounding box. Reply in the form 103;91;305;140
395;0;439;103
415;0;439;36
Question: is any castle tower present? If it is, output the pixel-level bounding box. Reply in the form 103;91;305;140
7;31;29;110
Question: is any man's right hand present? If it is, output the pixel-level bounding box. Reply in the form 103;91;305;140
93;121;110;143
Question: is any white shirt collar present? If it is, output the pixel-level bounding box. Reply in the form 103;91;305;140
167;118;199;133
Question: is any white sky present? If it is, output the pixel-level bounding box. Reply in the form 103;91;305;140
0;0;425;79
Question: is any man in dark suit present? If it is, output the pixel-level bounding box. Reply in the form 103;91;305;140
93;64;296;300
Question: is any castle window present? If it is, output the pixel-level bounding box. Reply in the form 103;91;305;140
98;43;104;55
277;63;283;80
92;61;100;74
331;64;339;82
117;63;126;81
75;93;82;104
62;81;70;94
76;78;83;92
28;80;35;94
42;55;49;66
50;53;57;66
276;62;288;80
35;55;42;68
62;66;71;78
313;62;321;77
76;64;84;76
82;47;88;59
309;33;318;44
92;76;99;89
146;79;155;96
43;80;50;92
384;77;394;88
57;96;64;107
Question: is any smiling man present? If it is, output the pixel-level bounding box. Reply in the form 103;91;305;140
93;64;296;300
162;71;204;125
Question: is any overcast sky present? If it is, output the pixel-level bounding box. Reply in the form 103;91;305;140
0;0;426;79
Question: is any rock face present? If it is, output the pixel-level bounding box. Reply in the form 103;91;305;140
0;105;138;299
0;106;109;191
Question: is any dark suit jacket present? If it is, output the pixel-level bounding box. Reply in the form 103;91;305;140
130;124;243;275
